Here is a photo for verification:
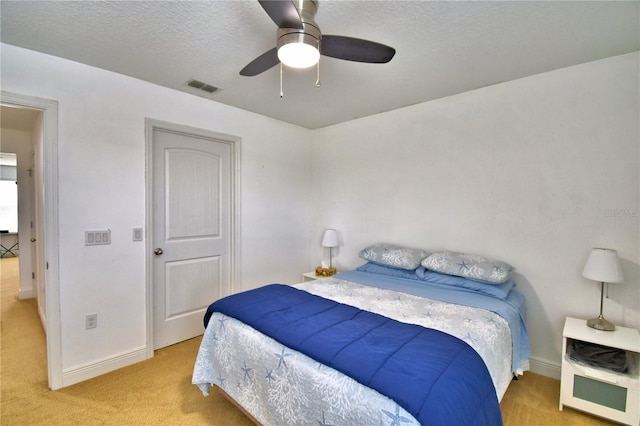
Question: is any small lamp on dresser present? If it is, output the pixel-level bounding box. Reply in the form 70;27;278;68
581;247;624;331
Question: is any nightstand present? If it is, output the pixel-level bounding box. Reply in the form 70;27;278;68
559;317;640;425
301;272;319;282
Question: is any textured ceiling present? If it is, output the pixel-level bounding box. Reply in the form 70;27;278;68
1;1;638;129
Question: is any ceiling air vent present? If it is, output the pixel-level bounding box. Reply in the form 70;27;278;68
186;79;221;94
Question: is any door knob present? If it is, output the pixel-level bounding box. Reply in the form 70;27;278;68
31;238;36;242
154;248;163;256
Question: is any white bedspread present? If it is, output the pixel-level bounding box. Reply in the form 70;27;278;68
193;278;514;425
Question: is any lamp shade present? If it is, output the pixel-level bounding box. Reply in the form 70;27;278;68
277;27;320;69
321;229;339;248
582;248;623;283
278;42;320;68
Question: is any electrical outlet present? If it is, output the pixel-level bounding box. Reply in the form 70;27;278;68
85;313;97;330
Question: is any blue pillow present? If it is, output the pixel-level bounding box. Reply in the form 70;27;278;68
359;243;429;270
356;262;421;281
421;251;514;284
416;268;515;299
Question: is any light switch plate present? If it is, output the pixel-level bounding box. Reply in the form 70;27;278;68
85;230;111;246
133;227;143;241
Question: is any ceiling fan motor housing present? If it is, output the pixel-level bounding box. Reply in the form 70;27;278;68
276;0;321;51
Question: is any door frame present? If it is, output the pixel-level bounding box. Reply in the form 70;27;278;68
144;119;241;357
1;91;62;390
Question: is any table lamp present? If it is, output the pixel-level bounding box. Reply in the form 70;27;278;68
315;229;339;277
581;247;624;331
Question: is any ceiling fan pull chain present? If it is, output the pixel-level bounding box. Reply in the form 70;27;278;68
280;62;284;98
315;41;321;88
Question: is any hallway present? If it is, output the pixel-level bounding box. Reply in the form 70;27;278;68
0;256;48;388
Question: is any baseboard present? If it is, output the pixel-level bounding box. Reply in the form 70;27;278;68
18;288;34;299
61;346;149;388
529;355;561;380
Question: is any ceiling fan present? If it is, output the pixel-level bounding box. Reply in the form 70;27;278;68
240;0;396;77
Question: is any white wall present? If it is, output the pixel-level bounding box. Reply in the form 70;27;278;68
1;44;313;376
2;42;638;383
311;52;640;376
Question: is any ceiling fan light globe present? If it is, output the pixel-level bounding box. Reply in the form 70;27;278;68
278;42;319;68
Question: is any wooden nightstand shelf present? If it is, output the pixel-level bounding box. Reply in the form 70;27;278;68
560;317;640;425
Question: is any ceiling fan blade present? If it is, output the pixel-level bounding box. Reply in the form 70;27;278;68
258;0;303;29
321;35;396;64
240;47;280;76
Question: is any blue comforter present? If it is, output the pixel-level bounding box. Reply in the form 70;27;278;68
204;284;503;426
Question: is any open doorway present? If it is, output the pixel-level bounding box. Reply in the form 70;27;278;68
1;107;44;314
0;152;22;288
0;153;19;258
1;93;61;390
0;109;40;305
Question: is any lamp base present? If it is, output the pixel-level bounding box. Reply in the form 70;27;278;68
315;266;336;277
586;315;615;331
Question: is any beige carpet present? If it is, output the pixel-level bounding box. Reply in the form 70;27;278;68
1;257;614;425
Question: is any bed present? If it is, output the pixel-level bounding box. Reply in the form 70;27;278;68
193;248;530;426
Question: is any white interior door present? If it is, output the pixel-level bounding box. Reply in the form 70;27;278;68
30;153;46;329
151;126;232;350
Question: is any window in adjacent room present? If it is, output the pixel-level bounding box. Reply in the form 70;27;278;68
0;153;18;233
